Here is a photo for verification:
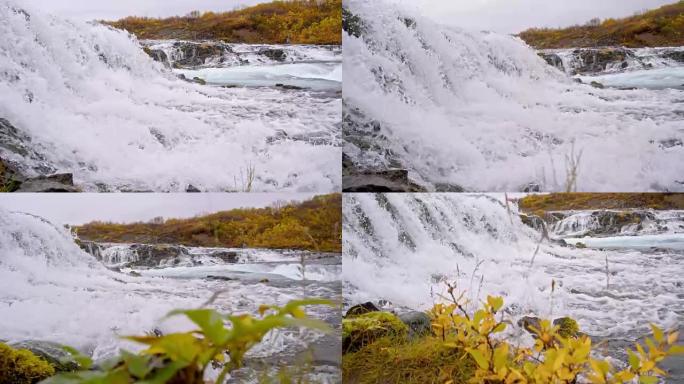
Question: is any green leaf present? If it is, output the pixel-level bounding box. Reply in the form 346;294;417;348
121;350;152;379
168;308;229;345
668;345;684;354
627;349;640;370
467;348;489;370
487;296;504;312
138;361;189;384
650;323;664;344
62;345;93;370
639;376;659;384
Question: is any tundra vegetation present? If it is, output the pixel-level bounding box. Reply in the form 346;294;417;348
519;1;684;48
75;194;342;253
106;0;342;45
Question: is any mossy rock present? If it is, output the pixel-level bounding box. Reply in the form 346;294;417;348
574;242;587;249
553;317;580;338
0;342;55;384
343;312;408;353
8;341;79;372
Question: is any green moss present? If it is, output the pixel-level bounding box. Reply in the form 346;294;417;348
0;343;55;384
343;335;475;383
554;317;580;338
343;312;408;353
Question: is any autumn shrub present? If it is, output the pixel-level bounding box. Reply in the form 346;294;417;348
41;299;334;384
342;285;683;383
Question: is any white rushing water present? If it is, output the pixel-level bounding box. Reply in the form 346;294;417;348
342;194;683;343
0;209;340;382
579;67;684;90
343;0;684;192
0;1;341;192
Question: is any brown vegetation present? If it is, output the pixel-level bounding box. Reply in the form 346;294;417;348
105;0;341;44
75;194;342;252
518;193;684;217
518;1;684;48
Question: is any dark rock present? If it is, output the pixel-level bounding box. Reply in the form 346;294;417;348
398;311;432;339
518;316;542;336
538;52;565;72
259;48;286;62
521;182;542;193
142;47;169;66
664;51;684;63
186;184;201;192
345;302;380;318
172;42;227;67
434;183;465;192
590;81;605;89
9;340;79;372
210;250;239;263
17;173;80;192
520;214;545;230
192;77;206;85
343;7;365;38
275;83;305;90
129;271;142;277
343;169;426;192
574;48;634;74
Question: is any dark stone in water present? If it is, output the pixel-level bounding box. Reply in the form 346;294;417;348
275;83;305;90
343;169;426;193
17;173;80;192
186;184;201;192
398;311;432;339
259;48;286;62
345;302;380;317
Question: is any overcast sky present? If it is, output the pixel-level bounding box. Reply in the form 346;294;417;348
0;193;317;225
389;0;677;33
20;0;269;21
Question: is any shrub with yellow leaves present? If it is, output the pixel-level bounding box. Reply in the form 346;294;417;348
428;283;683;384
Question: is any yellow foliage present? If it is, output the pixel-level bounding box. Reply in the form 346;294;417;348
427;288;683;384
105;0;342;45
75;194;342;252
519;1;684;48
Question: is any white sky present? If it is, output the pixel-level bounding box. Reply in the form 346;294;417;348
0;193;317;225
19;0;269;21
388;0;677;33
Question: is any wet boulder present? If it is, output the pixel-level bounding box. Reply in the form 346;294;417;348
16;173;80;192
345;302;380;317
8;340;79;372
343;311;408;353
398;311;432;339
538;52;565;72
259;48;286;62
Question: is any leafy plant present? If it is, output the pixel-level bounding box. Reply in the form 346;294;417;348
41;299;334;384
428;285;683;383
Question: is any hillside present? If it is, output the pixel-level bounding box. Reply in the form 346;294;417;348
518;1;684;48
518;193;684;217
75;194;342;252
105;0;341;44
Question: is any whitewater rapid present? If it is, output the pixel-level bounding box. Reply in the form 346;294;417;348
342;0;684;192
0;209;341;382
342;194;683;343
0;2;341;192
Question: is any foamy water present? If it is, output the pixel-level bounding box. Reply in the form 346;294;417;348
0;2;341;192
